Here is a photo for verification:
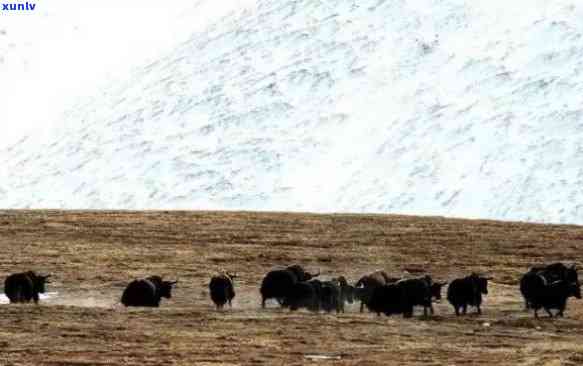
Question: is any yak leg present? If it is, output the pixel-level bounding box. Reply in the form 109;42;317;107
462;304;468;315
476;305;482;315
454;305;460;316
261;297;266;309
557;303;566;317
545;307;554;318
10;287;22;303
403;305;414;318
360;301;365;313
557;301;566;317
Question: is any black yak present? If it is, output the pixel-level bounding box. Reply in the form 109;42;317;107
4;271;51;304
367;276;436;318
447;273;491;316
209;272;236;310
281;281;320;312
354;270;400;312
520;263;578;309
520;272;581;318
121;276;177;307
259;265;319;308
319;279;343;313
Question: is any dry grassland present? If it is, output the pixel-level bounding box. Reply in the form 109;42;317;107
1;210;583;365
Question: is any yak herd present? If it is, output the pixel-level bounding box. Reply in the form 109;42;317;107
1;262;581;319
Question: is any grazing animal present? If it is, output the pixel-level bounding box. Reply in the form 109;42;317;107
521;263;578;309
209;272;236;310
447;273;491;316
259;265;319;308
121;276;177;307
367;283;403;316
336;276;356;306
319;279;343;313
520;272;581;318
307;279;323;310
355;270;400;312
286;265;319;282
366;275;436;318
396;276;435;317
4;271;51;304
282;281;320;312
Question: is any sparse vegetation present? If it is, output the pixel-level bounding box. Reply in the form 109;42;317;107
1;210;583;365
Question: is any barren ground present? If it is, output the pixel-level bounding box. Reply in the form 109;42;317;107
1;210;583;365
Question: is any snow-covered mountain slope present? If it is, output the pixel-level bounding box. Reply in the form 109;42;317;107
3;0;583;224
0;0;256;143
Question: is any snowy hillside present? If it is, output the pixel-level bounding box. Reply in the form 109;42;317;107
2;0;583;224
0;0;255;143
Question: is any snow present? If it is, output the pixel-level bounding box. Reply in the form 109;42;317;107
0;292;57;304
0;0;257;144
2;0;583;224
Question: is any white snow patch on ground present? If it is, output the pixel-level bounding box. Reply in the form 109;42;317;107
0;292;58;304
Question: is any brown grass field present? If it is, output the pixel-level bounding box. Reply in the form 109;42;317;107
1;210;583;365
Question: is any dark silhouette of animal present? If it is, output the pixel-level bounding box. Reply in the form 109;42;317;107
520;271;581;318
319;279;343;313
367;276;436;317
447;273;491;315
286;265;319;282
281;281;320;311
354;270;400;312
367;283;403;316
520;263;578;309
121;276;177;307
209;272;236;310
4;271;51;304
336;276;356;306
397;276;436;317
430;281;448;301
306;279;323;310
259;265;319;308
